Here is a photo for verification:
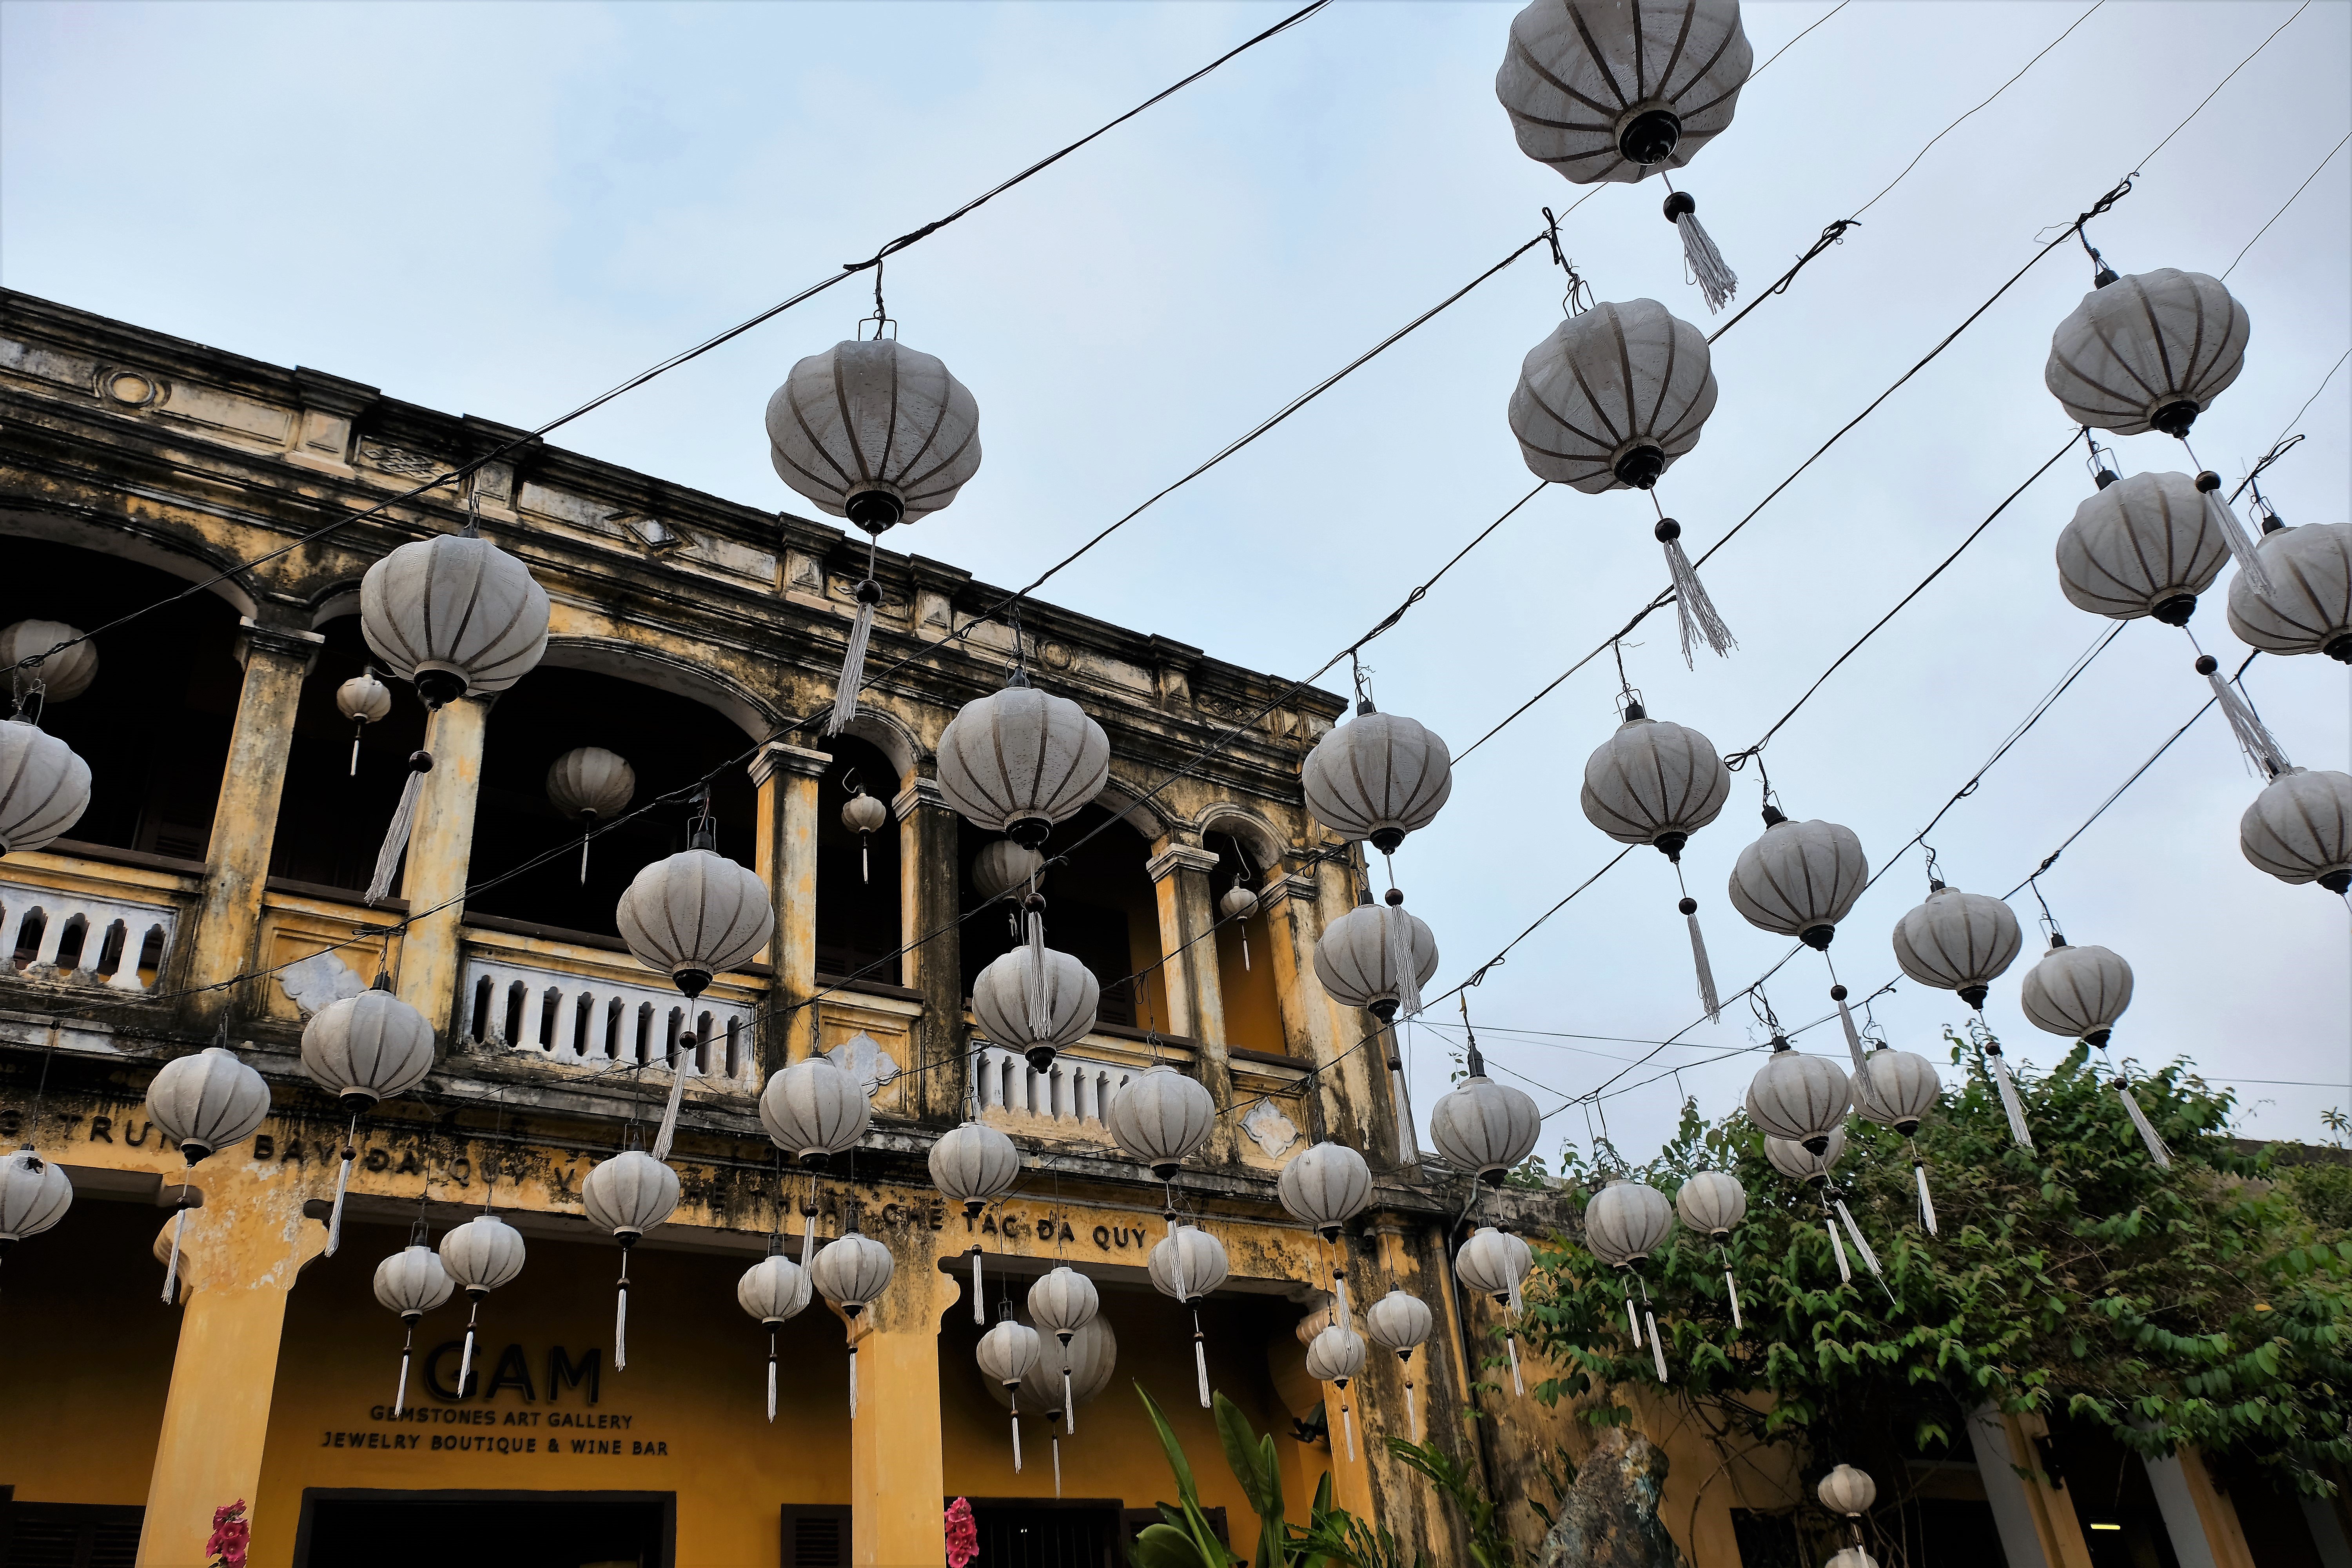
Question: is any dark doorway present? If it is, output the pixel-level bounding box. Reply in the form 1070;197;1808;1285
0;1499;144;1568
967;1500;1125;1568
294;1490;672;1568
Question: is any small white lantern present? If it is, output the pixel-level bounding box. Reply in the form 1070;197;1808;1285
0;620;98;703
0;1146;74;1256
935;681;1110;848
2240;768;2352;894
738;1252;813;1422
1456;1226;1536;1396
616;828;774;1000
1151;1223;1231;1408
1300;703;1454;854
361;528;550;709
842;786;890;883
2018;939;2133;1046
581;1149;681;1370
1675;1172;1745;1241
1583;1181;1675;1269
1819;1463;1877;1518
1854;1049;1940;1138
439;1213;527;1394
1890;884;2023;1009
976;1309;1044;1472
971;942;1099;1074
932;1118;1022;1323
1428;1075;1542;1186
1744;1037;1848;1154
1105;1065;1217;1182
759;1057;873;1170
766;338;983;533
336;669;392;775
0;718;91;858
300;981;437;1255
1728;809;1869;950
1277;1142;1374;1241
373;1243;455;1416
2045;270;2249;439
973;840;1044;903
1028;1265;1102;1435
1305;1321;1370;1460
1365;1289;1435;1438
1582;702;1733;1016
811;1226;896;1416
146;1045;271;1164
2229;520;2352;662
1764;1126;1845;1184
548;746;635;884
989;1314;1117;1497
2055;472;2227;625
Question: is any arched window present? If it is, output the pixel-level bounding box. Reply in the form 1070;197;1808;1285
263;613;428;891
1207;829;1285;1054
960;801;1167;1034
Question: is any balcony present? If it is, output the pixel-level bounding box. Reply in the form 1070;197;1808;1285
0;841;196;1002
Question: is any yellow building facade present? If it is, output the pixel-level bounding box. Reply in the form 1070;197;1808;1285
0;292;2334;1568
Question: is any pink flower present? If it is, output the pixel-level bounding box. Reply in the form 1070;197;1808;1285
207;1500;250;1568
944;1497;978;1568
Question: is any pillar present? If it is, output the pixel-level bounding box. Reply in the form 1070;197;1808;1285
2147;1450;2258;1568
895;772;963;1124
753;741;831;1076
1147;840;1239;1162
137;1167;323;1568
395;695;491;1043
850;1269;957;1567
183;619;322;1027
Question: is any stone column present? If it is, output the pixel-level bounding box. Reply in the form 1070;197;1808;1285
396;695;492;1045
184;619;323;1031
894;773;962;1125
752;741;831;1076
137;1166;322;1568
1147;839;1238;1163
849;1269;958;1567
1965;1405;2073;1568
2144;1450;2259;1568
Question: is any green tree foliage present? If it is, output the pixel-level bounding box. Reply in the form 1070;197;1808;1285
1515;1032;2352;1504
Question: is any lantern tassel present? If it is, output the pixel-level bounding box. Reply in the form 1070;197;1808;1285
1915;1158;1939;1236
2116;1080;2174;1169
825;588;878;737
1063;1367;1075;1435
349;725;363;778
1646;1310;1668;1383
1826;1216;1852;1284
1625;1296;1642;1348
1660;527;1737;664
1837;996;1870;1083
848;1344;858;1418
1011;1411;1024;1473
861;837;870;885
1405;1378;1419;1441
1835;1199;1882;1278
364;757;429;906
1676;207;1737;314
458;1326;477;1394
1388;1035;1417;1168
1724;1264;1743;1332
1686;906;1721;1022
971;1249;985;1326
2207;666;2293;779
1505;1334;1524;1398
1987;1044;2035;1150
327;1114;357;1258
2203;485;2275;599
1194;1325;1211;1409
1052;1432;1063;1498
801;1207;815;1268
162;1202;185;1304
651;1049;689;1162
1240;931;1250;971
394;1327;413;1416
1384;904;1423;1018
768;1331;779;1423
1024;909;1049;1040
1340;1397;1357;1461
579;826;592;886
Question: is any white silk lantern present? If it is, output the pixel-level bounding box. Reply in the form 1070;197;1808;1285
1582;702;1732;1017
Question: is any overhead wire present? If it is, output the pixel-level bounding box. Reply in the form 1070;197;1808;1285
2222;131;2350;281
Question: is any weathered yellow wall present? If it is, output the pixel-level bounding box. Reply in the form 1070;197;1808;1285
1214;914;1286;1056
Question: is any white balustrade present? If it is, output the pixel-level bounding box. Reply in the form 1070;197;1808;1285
0;878;176;994
461;951;759;1091
973;1042;1135;1128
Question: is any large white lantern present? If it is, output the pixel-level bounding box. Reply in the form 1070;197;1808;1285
1511;301;1717;494
0;1146;74;1256
1428;1073;1542;1186
2045;270;2249;439
971;942;1099;1074
1304;1321;1371;1460
361;527;550;709
1854;1048;1940;1137
1890;883;2023;1009
0;718;91;858
615;826;774;1000
439;1213;526;1394
1764;1126;1844;1183
1365;1288;1435;1438
1300;703;1454;854
1675;1172;1745;1241
300;980;438;1256
1583;702;1733;1016
1278;1142;1374;1240
1456;1226;1535;1396
2018;938;2133;1046
931;1120;1022;1218
738;1252;813;1422
1728;809;1868;950
989;1314;1117;1497
581;1149;681;1370
1312;904;1439;1020
811;1225;896;1416
0;620;98;703
1744;1037;1847;1154
935;681;1109;848
2055;471;2230;626
146;1045;271;1164
1106;1065;1217;1182
1028;1265;1102;1434
374;1242;455;1416
2229;520;2352;663
766;338;982;533
2240;769;2352;894
1583;1181;1674;1269
760;1057;873;1170
1150;1223;1231;1410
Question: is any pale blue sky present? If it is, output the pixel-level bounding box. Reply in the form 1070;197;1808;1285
4;1;2347;1159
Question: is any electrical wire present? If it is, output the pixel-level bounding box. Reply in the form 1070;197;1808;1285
4;0;1336;681
2222;131;2350;281
2132;1;2310;172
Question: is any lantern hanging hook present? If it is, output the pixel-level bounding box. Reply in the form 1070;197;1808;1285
2082;430;2121;489
1610;640;1642;718
1749;987;1782;1036
1348;653;1373;713
1005;604;1031;688
2027;874;2062;946
1457;993;1486;1080
1539;207;1592;317
1920;842;1944;892
462;477;485;540
860;258;896;341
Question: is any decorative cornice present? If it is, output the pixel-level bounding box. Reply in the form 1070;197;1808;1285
891;777;951;818
1259;872;1319;909
1145;844;1221;883
234;617;325;672
748;740;832;788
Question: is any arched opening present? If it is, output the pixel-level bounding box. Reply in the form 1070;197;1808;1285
814;735;903;985
462;666;757;940
961;802;1167;1034
1207;829;1285;1054
0;535;243;861
263;613;430;891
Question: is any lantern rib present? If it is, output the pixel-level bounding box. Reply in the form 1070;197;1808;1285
1562;8;1635;114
